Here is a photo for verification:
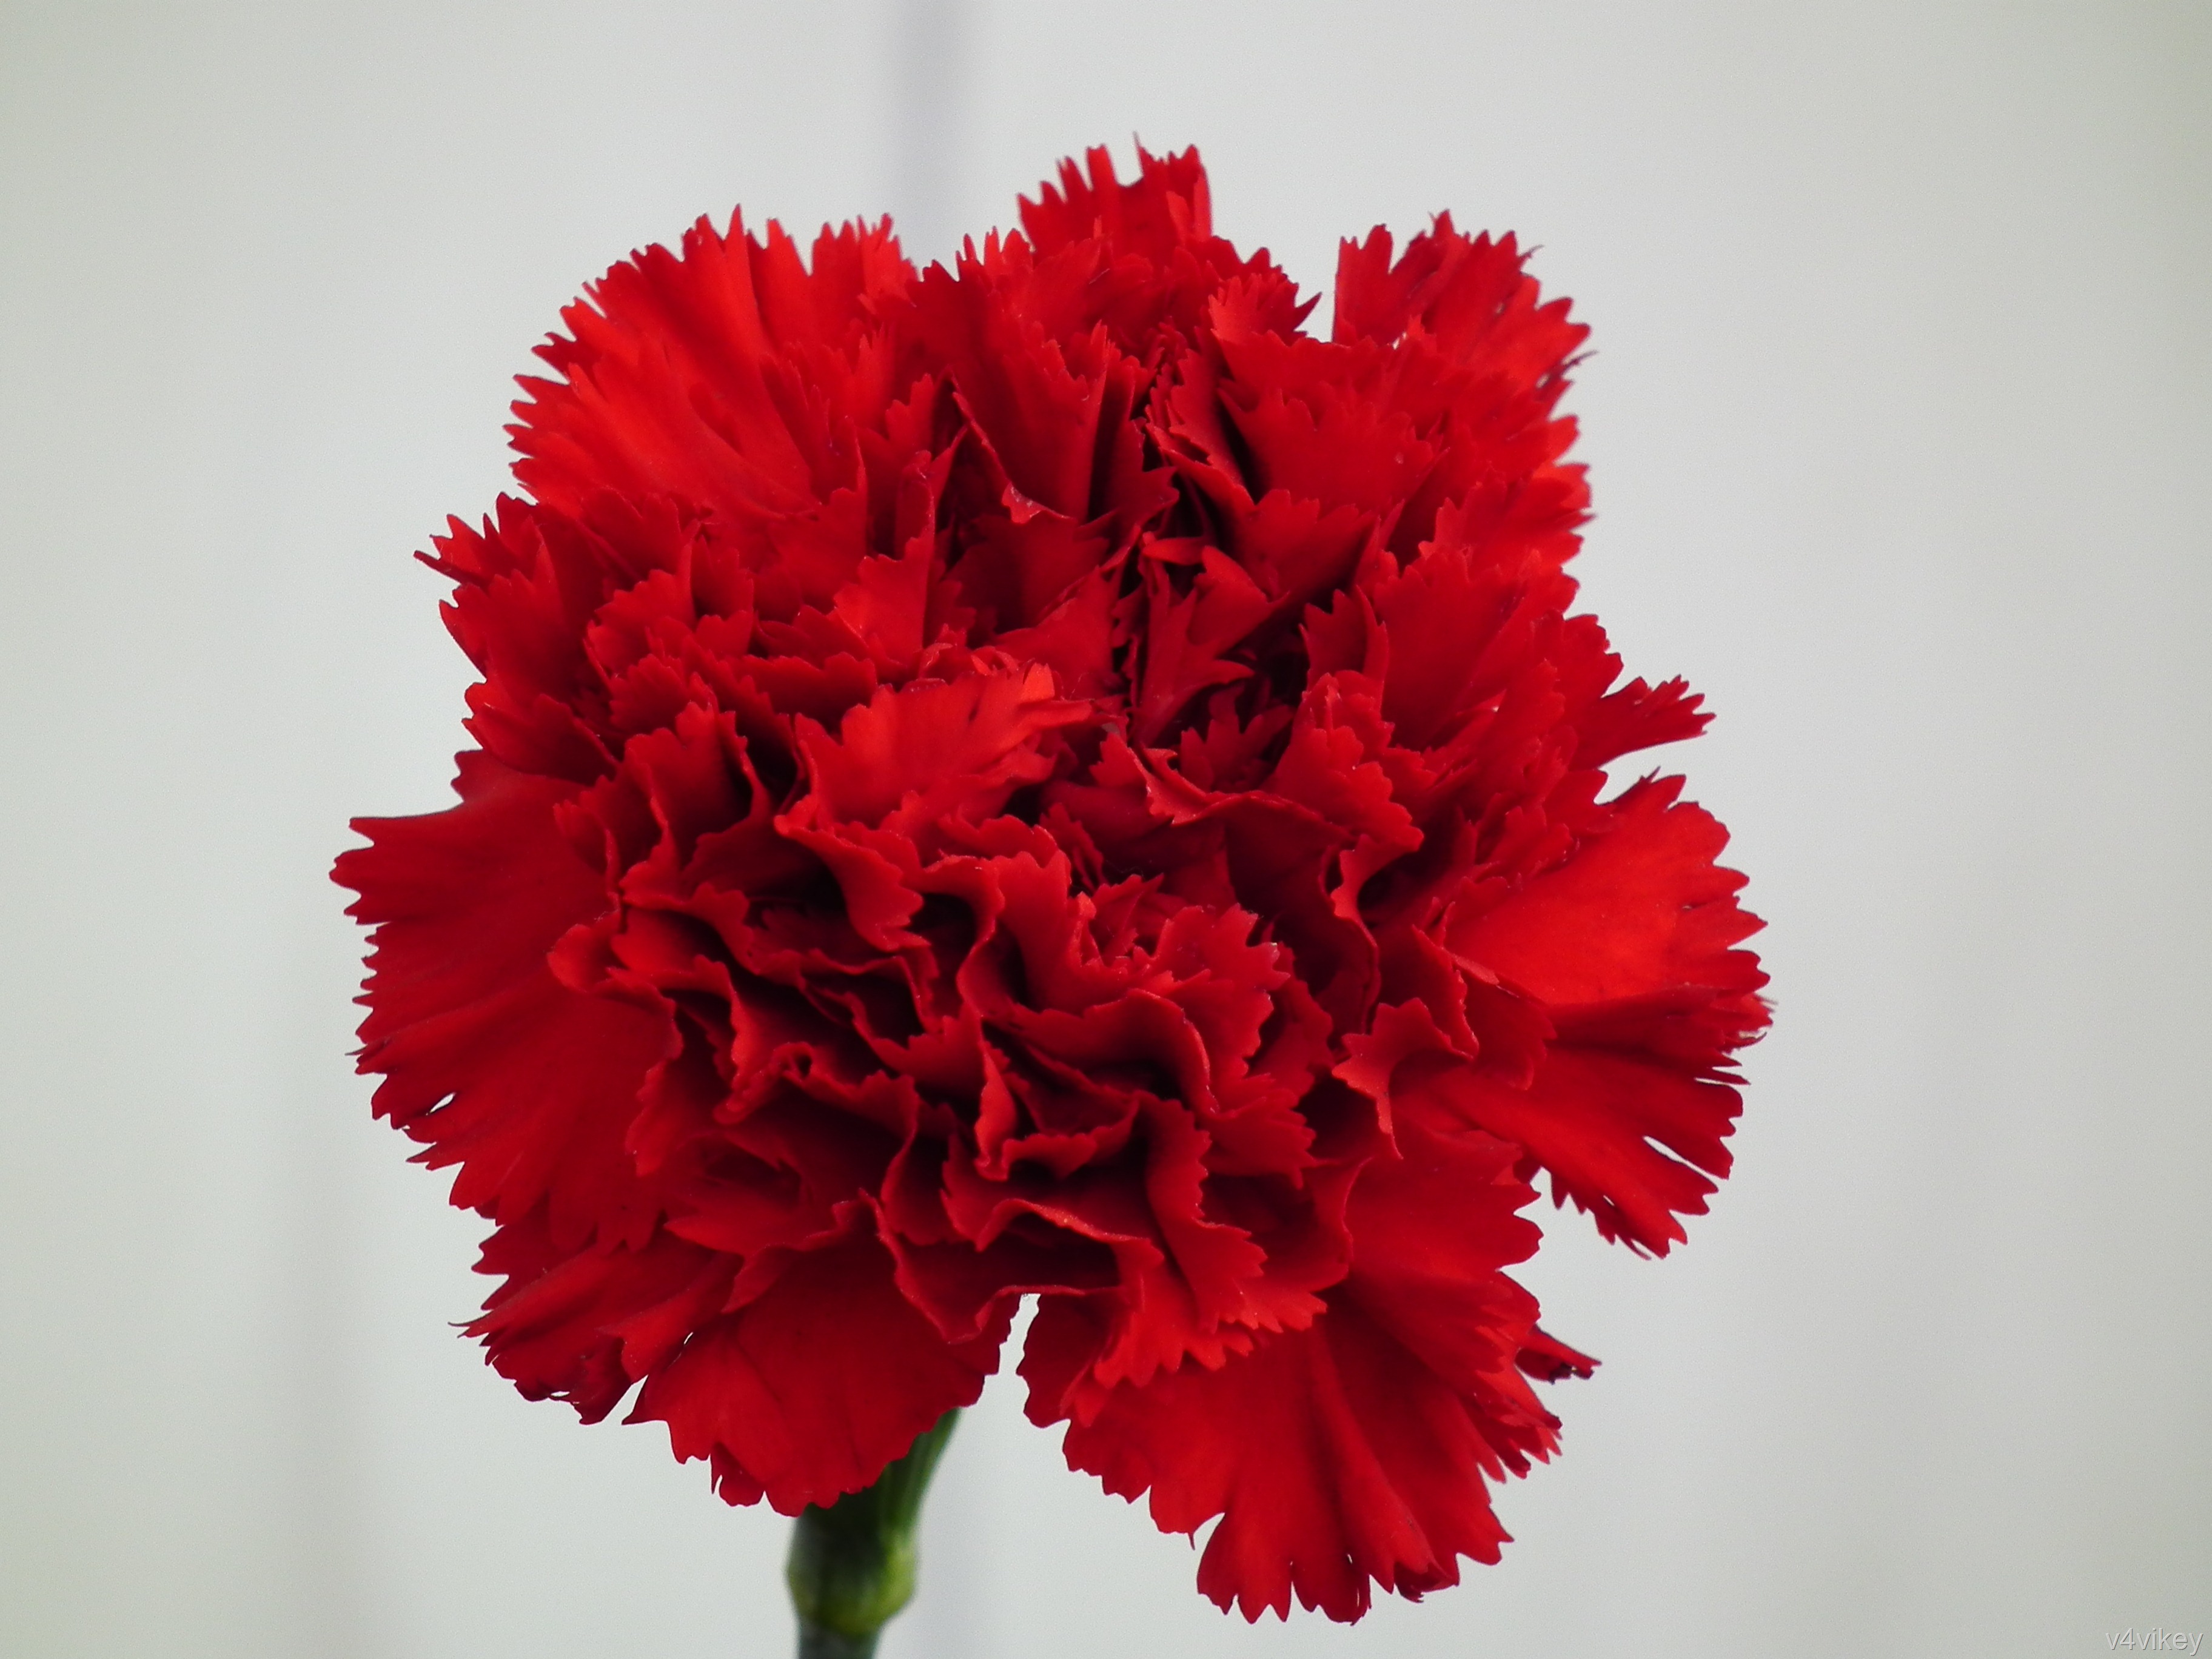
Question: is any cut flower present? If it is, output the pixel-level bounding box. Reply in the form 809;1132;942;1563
336;145;1768;1622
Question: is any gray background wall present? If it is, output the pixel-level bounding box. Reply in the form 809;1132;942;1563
2;4;2205;1655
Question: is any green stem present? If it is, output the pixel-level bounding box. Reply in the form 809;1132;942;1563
795;1627;883;1659
786;1410;959;1659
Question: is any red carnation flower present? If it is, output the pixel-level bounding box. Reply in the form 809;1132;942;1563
337;145;1767;1623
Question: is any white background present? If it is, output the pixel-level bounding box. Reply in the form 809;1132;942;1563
2;4;2205;1655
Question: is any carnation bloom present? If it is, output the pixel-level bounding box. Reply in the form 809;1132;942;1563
337;146;1767;1623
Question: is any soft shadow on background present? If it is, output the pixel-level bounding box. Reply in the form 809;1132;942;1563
2;4;2205;1655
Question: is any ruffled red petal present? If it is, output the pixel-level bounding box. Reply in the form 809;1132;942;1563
629;1223;1007;1513
338;752;672;1243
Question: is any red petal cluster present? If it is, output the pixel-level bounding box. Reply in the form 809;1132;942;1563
336;146;1766;1622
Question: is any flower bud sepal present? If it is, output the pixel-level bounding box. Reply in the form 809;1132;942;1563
786;1410;958;1658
